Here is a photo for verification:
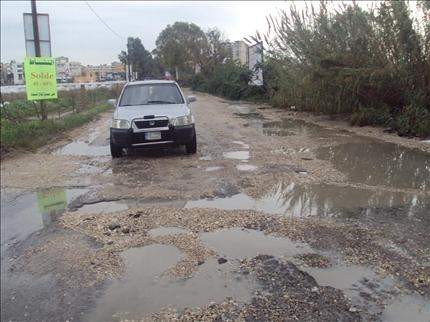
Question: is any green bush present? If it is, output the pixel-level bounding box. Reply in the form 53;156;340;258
258;0;430;137
190;61;266;101
350;105;392;127
394;105;430;137
1;103;111;152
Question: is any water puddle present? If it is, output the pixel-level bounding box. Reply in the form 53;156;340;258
382;294;430;322
231;105;261;118
223;151;250;161
1;188;88;253
259;118;344;139
205;166;223;172
54;129;110;157
302;264;398;315
185;181;429;220
236;164;258;172
86;244;257;321
201;228;311;259
317;142;430;191
148;227;189;237
54;141;110;157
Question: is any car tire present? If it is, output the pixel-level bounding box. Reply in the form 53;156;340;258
110;140;123;158
185;133;197;154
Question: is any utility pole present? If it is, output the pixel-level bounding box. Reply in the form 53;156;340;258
31;0;47;120
31;0;41;56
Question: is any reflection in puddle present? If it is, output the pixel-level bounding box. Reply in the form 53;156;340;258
382;294;430;322
148;227;189;237
1;188;88;252
185;181;428;220
223;151;250;160
236;164;258;172
317;142;430;190
86;244;257;321
201;228;311;259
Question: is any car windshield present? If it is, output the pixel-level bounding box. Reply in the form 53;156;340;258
119;83;184;106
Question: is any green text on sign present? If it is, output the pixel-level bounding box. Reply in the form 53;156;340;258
24;57;58;101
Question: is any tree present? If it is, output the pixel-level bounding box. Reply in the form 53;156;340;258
199;28;231;75
154;22;207;79
118;37;159;80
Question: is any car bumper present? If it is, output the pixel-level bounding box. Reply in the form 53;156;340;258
110;125;195;148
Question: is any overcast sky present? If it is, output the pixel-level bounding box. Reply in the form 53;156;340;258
1;1;289;65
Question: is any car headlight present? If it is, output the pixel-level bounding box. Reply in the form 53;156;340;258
112;119;130;129
170;114;194;126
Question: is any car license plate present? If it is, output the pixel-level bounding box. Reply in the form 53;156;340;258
145;131;161;140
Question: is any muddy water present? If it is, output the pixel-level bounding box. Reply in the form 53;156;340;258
0;187;88;254
86;244;258;321
382;294;430;322
317;142;430;190
186;181;428;219
201;228;311;259
54;128;110;157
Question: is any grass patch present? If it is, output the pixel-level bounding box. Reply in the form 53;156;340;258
1;103;112;152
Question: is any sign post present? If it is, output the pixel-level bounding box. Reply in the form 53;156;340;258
23;0;56;119
24;57;57;100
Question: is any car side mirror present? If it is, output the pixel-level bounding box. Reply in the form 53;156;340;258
187;95;196;104
108;99;117;107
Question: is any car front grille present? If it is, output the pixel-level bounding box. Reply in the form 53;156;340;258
134;119;169;129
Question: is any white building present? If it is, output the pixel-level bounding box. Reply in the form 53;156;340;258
69;61;83;77
230;41;249;66
55;56;72;82
9;60;24;85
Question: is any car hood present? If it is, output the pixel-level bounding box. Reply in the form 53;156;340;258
114;104;190;121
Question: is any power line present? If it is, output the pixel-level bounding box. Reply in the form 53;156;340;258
84;1;124;40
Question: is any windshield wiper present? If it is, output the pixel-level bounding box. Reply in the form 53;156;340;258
145;100;175;104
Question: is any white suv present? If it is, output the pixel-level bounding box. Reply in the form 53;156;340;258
110;80;197;157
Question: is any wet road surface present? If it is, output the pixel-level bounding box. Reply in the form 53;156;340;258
1;92;430;321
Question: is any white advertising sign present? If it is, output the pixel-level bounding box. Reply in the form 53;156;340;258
23;13;52;57
248;42;263;86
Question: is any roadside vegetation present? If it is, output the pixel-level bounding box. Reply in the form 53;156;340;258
0;85;122;153
142;1;429;137
258;1;430;137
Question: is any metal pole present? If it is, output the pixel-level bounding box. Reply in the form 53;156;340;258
31;0;41;57
31;0;47;120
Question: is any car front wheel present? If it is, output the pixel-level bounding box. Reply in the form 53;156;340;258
185;134;197;154
110;140;123;158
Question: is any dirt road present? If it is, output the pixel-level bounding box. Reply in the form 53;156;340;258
1;92;429;321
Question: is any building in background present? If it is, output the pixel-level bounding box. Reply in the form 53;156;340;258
1;57;125;85
69;61;83;78
230;40;249;66
9;60;24;85
55;56;72;83
73;68;97;83
0;63;11;85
